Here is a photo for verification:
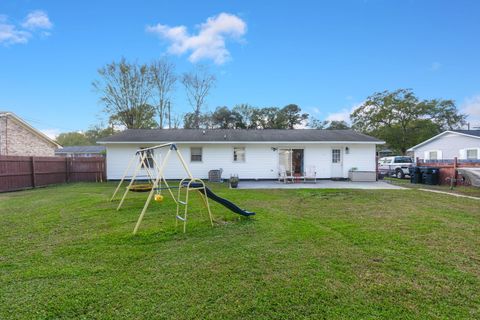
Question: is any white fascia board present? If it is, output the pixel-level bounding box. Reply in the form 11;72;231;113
98;140;385;145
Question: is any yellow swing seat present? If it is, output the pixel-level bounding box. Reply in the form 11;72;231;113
128;183;153;192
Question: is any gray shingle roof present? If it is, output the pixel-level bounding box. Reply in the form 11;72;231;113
452;130;480;138
97;129;383;143
55;146;106;153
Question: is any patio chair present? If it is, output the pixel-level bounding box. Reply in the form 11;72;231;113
303;165;317;183
278;165;294;183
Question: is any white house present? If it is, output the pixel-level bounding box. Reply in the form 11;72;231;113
98;129;384;180
407;130;480;161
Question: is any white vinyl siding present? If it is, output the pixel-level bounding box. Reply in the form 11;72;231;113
414;132;480;160
105;143;377;180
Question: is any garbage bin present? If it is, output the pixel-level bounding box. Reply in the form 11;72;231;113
410;167;422;184
423;167;440;185
421;167;440;185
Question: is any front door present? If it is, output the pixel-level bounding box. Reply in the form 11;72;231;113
331;148;343;178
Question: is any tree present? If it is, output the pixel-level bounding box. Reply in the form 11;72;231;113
309;119;350;130
84;124;116;143
108;104;158;129
351;89;466;154
250;107;279;129
150;59;176;128
181;65;216;128
211;106;241;129
326;120;350;130
183;112;214;129
93;58;156;129
56;132;90;146
277;104;309;129
232;104;256;129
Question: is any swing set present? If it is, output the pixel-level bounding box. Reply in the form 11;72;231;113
110;143;214;234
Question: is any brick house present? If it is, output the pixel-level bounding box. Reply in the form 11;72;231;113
0;112;61;156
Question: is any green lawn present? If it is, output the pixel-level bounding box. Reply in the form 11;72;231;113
1;182;479;319
385;177;480;198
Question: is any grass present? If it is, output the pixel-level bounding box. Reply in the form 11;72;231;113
385;177;480;198
1;182;480;319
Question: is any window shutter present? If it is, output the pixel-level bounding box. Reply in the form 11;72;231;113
424;151;430;160
437;150;443;160
459;149;466;160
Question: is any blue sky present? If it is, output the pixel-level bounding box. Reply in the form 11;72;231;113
1;0;480;137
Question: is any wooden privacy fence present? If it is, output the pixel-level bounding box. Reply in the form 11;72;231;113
417;157;480;186
0;156;106;193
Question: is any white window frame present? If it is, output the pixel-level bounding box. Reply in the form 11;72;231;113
233;147;246;163
190;147;203;162
466;148;479;160
424;150;442;160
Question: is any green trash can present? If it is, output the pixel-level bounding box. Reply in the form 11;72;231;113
423;167;440;185
409;167;422;184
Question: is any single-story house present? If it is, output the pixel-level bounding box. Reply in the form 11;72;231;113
55;145;106;157
407;130;480;161
98;129;384;180
0;111;61;157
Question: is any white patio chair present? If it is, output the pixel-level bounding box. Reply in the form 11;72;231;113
303;165;317;183
278;165;294;183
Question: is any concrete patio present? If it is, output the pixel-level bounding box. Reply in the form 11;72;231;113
237;180;405;190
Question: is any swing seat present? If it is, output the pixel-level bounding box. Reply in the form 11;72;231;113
128;184;153;192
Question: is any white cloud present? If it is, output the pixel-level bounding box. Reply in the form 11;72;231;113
146;12;247;65
0;10;52;46
325;103;364;123
461;95;480;128
0;15;30;45
21;10;52;30
40;128;61;140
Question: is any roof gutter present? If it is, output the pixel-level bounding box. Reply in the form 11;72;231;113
98;140;385;145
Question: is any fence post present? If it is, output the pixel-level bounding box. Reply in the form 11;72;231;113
453;157;458;187
416;157;420;166
31;156;36;188
65;157;70;183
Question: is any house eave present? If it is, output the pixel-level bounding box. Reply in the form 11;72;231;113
98;140;385;145
407;130;480;151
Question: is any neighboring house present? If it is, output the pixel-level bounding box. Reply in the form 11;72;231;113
55;146;106;157
408;130;480;161
98;129;384;180
0;111;61;157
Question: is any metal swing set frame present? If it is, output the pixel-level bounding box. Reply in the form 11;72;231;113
110;143;213;234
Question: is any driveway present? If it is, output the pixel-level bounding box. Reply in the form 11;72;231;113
237;180;405;190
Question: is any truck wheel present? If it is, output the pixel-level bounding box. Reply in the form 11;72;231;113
395;169;405;179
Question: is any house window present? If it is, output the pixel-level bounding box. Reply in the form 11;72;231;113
233;147;245;162
467;149;478;160
139;148;154;168
332;149;341;163
191;147;202;162
429;151;438;160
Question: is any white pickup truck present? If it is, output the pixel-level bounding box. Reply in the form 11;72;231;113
378;156;414;179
